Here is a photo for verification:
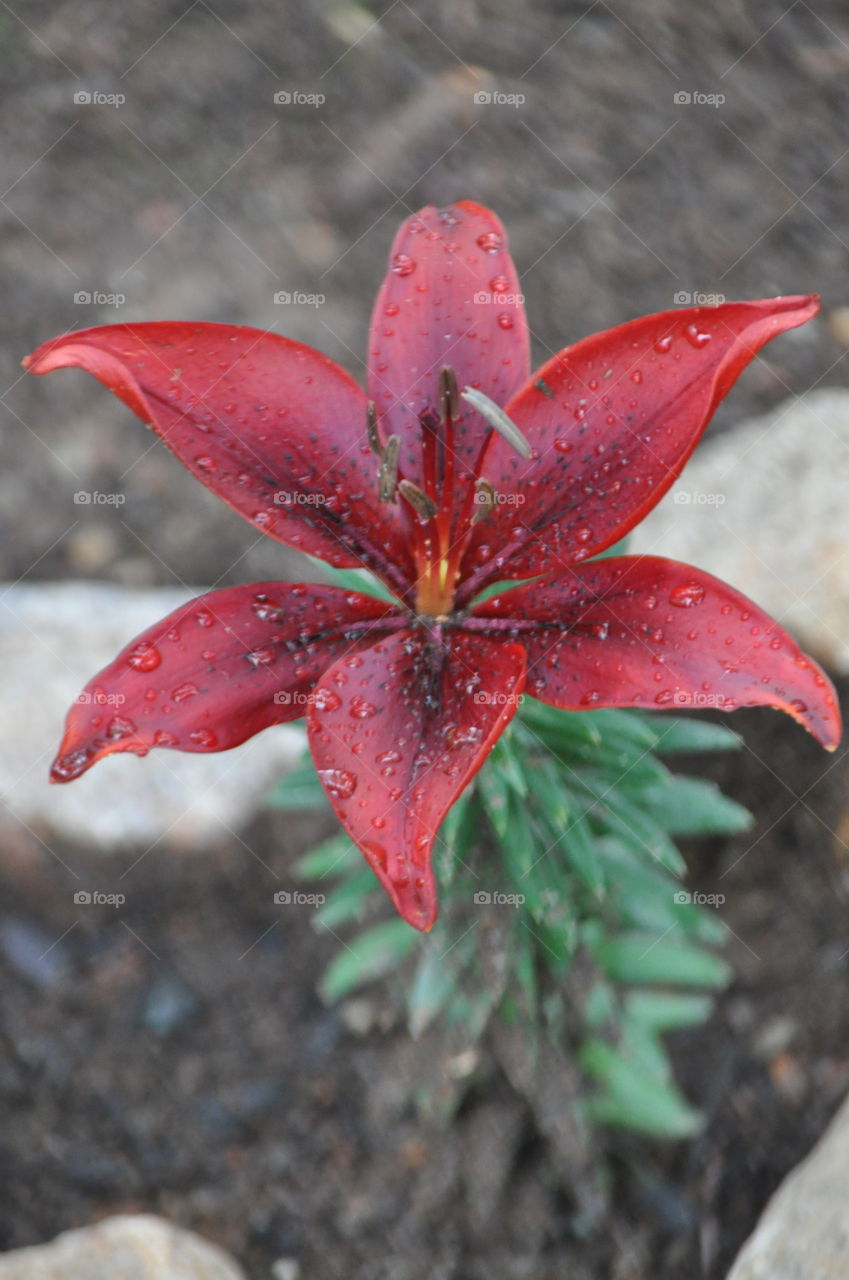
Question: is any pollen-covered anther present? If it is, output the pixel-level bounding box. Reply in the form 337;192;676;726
398;478;438;520
472;477;496;524
439;365;460;421
377;433;400;501
366;400;381;454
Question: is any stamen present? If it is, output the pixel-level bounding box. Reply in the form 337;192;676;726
377;434;400;501
398;478;438;520
461;386;533;460
439;366;460;421
471;477;495;524
366;400;381;454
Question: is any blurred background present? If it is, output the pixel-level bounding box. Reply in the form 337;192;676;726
2;3;849;1278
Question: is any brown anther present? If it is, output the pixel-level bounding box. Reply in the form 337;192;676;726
377;434;400;502
439;366;460;421
366;400;381;454
398;478;438;520
471;477;495;524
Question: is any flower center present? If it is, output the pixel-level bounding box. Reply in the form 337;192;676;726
370;368;530;620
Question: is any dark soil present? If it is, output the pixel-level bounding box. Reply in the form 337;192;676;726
2;2;849;1277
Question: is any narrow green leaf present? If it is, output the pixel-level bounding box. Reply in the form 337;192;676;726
319;919;418;1002
642;776;752;836
640;714;743;754
625;990;714;1032
313;868;379;930
581;1039;702;1137
291;833;360;881
306;556;398;603
593;933;731;988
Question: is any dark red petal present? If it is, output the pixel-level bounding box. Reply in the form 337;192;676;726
50;583;404;783
458;297;819;598
368;201;530;489
470;557;840;749
307;628;526;931
24;323;414;594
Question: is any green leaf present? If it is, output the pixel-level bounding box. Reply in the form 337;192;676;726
319;919;418;1002
625;990;714;1032
306;556;398;603
291;833;360;881
640;714;743;754
407;930;476;1037
581;1039;702;1137
642;776;752;836
569;774;686;875
267;757;328;811
313;868;379;929
593;932;731;988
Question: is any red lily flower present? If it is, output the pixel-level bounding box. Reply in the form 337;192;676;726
24;201;841;931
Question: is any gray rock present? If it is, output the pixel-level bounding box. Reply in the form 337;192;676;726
0;582;305;850
631;389;849;674
0;1215;245;1279
727;1091;849;1278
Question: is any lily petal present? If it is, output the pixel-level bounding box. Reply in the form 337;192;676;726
368;201;530;491
50;583;403;782
469;556;841;749
25;323;414;595
307;628;526;930
458;296;818;598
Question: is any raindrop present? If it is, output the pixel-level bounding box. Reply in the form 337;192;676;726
127;641;161;672
189;728;218;748
391;253;416;277
317;768;357;799
685;324;712;348
669;582;706;608
476;230;503;253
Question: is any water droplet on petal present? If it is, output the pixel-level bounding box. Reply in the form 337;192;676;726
127;641;161;672
476;230;503;253
317;768;357;799
669;582;706;608
685;323;712;348
391;253;416;277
